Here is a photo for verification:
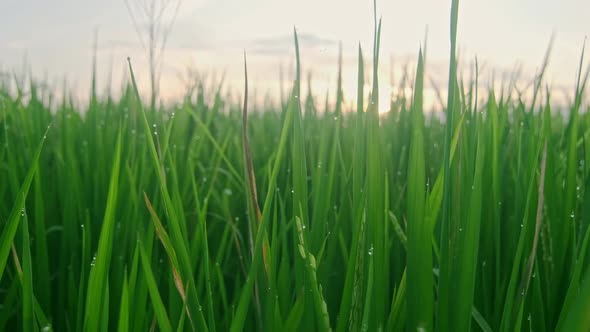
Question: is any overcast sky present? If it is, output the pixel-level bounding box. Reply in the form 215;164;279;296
1;0;588;110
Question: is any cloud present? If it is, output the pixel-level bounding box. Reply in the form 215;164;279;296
248;32;337;56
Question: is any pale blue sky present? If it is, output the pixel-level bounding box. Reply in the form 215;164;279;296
0;0;588;109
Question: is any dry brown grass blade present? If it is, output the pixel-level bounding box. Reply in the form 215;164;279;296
242;51;269;274
242;49;268;332
11;244;23;276
517;143;548;305
143;192;193;328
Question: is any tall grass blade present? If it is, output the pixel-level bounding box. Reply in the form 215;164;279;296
0;126;49;279
406;48;433;331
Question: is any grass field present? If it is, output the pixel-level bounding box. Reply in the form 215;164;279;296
1;0;590;331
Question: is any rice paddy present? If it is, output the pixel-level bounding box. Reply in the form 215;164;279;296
1;0;590;331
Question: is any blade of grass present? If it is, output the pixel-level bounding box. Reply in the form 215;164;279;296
117;271;129;332
138;239;173;332
437;0;460;329
83;129;122;332
21;208;35;332
0;125;49;279
406;48;433;331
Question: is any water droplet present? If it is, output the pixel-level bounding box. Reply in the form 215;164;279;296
459;228;463;232
152;123;157;128
333;116;338;121
294;95;299;99
223;188;233;196
520;121;524;127
80;224;84;228
198;305;202;311
368;244;374;256
291;189;295;194
571;211;575;219
532;273;536;278
234;217;239;222
520;224;523;228
317;162;322;169
302;224;306;229
154;131;158;135
41;324;52;332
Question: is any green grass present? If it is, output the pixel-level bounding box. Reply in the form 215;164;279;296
1;1;590;331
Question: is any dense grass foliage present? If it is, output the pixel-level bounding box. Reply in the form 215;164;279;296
2;2;590;331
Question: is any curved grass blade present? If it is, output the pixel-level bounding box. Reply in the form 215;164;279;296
230;72;295;332
128;58;207;331
0;125;49;279
242;51;269;274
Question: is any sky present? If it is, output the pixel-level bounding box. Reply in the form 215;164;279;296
0;0;588;111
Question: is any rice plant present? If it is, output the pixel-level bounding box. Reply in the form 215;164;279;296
1;0;589;331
